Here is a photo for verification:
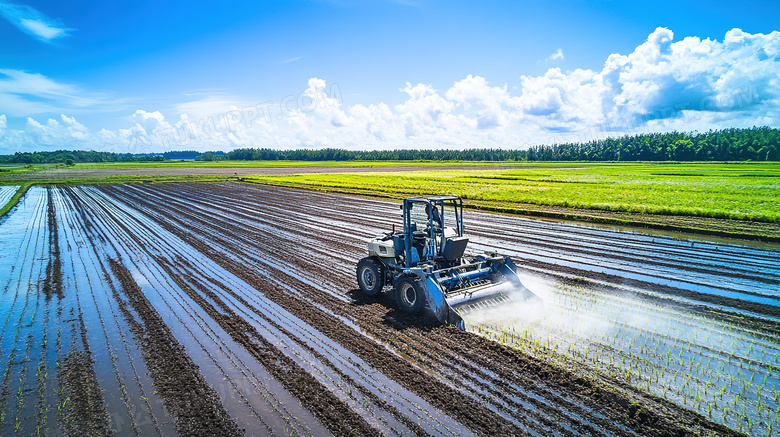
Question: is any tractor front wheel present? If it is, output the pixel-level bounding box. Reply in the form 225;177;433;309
356;257;384;296
395;277;425;315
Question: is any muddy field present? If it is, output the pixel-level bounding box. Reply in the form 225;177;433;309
1;183;778;436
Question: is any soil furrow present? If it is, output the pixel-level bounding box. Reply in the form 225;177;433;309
102;182;751;436
108;258;243;437
6;181;775;435
152;256;380;437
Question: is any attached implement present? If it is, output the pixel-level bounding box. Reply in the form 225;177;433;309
356;196;539;329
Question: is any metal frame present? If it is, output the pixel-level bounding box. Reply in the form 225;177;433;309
401;196;463;268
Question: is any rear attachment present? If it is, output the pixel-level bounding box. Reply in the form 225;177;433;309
449;278;540;320
419;257;541;329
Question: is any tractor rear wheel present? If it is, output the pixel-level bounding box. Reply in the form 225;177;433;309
356;257;384;296
395;277;425;315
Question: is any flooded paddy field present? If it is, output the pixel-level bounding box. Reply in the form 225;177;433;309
1;183;776;436
0;185;18;209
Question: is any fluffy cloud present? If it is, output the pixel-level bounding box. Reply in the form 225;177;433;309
0;115;92;151
0;2;71;42
547;49;564;62
1;27;779;153
602;27;778;121
519;27;779;136
128;110;171;136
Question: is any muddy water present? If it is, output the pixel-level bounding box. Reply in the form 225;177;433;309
0;187;57;436
79;185;471;437
63;186;333;437
2;182;765;436
95;182;747;436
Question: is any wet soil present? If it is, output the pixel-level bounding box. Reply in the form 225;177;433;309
468;200;780;242
59;348;111;436
282;183;780;242
98;182;755;436
155;260;378;437
43;190;63;300
109;258;243;437
4;182;773;435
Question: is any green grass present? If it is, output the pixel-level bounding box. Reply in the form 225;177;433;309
0;164;56;175
71;159;568;169
0;184;32;218
2;160;778;236
245;162;780;223
1;174;230;186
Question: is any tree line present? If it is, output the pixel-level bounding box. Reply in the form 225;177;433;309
0;150;163;165
1;126;778;164
525;127;779;161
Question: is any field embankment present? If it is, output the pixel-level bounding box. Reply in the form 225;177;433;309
0;184;30;218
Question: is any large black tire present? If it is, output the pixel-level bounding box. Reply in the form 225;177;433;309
394;277;425;315
356;257;384;296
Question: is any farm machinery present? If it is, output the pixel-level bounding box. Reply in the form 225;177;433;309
356;196;539;329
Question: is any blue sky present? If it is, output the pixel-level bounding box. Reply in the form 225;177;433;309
1;0;779;153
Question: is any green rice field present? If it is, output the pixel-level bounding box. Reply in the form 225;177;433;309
246;162;780;223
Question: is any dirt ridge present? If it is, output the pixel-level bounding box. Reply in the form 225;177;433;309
100;182;746;436
108;258;243;437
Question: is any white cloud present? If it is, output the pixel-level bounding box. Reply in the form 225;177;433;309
601;27;779;118
0;2;71;42
16;115;90;149
0;69;116;116
19;18;66;40
128;110;169;135
547;48;564;62
171;94;256;120
281;56;303;64
1;27;779;153
517;26;780;137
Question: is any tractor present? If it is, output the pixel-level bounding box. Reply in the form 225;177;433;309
356;196;538;329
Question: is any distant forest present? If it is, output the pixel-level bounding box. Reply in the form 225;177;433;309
2;126;778;164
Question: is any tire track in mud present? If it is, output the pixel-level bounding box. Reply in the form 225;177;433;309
60;185;320;436
108;258;243;437
71;185;474;437
43;190;63;300
100;182;660;434
99;182;747;436
104;184;531;436
154;261;382;437
59;336;111;436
